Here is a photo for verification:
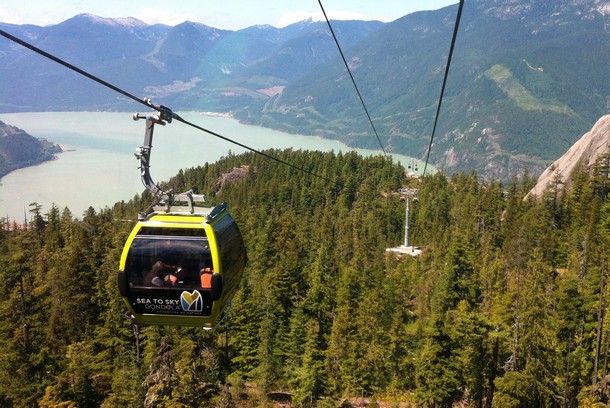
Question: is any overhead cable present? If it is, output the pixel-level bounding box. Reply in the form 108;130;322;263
422;0;465;176
318;0;387;156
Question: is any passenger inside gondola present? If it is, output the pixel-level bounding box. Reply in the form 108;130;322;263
145;259;181;286
200;266;213;289
126;235;213;289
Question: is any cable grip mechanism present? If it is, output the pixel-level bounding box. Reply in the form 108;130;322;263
133;100;208;219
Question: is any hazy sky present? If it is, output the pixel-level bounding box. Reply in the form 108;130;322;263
0;0;456;29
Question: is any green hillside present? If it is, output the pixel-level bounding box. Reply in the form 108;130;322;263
0;121;61;178
2;150;610;406
245;1;610;181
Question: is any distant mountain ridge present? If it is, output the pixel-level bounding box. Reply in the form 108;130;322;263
0;14;382;112
1;0;609;181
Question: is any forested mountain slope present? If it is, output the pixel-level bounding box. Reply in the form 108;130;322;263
0;120;61;178
249;0;610;180
2;149;610;406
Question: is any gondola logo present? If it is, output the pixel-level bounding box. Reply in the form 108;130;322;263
180;290;203;312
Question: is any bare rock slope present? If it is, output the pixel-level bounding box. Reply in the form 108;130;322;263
528;115;610;198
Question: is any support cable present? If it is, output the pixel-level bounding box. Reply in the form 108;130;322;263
318;0;387;156
0;28;336;185
422;0;464;176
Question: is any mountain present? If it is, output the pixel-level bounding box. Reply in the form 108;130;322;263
249;0;610;180
0;15;382;112
0;0;609;180
0;121;62;178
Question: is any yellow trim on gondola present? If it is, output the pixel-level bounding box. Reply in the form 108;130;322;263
119;208;234;328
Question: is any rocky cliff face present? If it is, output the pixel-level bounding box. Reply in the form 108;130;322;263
528;114;610;198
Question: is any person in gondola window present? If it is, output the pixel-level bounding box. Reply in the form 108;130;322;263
145;260;182;287
200;266;213;289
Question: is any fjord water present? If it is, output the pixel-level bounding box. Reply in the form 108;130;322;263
0;112;427;221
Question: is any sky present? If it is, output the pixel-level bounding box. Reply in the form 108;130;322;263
0;0;457;30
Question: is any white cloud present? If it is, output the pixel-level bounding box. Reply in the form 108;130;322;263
324;10;389;22
135;8;200;25
276;11;321;27
0;8;25;24
276;9;389;28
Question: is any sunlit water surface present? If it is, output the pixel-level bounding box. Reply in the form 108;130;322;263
0;112;430;221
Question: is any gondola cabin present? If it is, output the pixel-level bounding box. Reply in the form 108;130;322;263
118;203;246;328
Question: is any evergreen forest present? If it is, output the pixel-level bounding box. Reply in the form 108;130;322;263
3;149;610;407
